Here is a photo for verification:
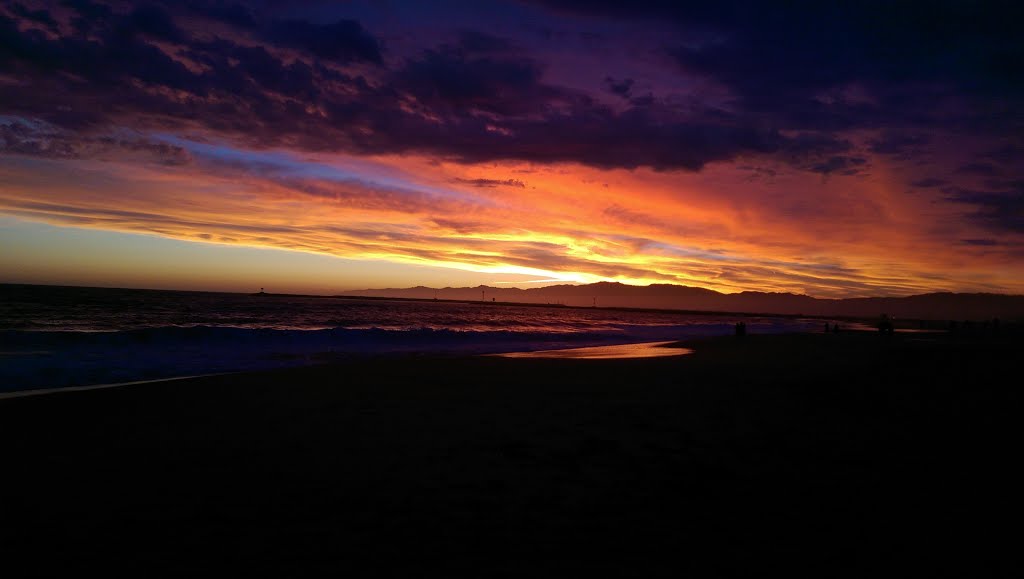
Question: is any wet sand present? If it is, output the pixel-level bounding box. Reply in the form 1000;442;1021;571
0;330;1016;576
490;340;692;359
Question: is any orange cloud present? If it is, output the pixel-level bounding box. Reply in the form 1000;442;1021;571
2;141;1023;297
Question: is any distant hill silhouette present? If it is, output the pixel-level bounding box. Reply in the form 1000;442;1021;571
340;282;1024;320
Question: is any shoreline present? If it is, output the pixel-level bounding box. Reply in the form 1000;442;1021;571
0;327;806;397
0;338;701;398
0;325;1000;398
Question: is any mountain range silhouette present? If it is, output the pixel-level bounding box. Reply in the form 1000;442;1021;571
342;282;1024;320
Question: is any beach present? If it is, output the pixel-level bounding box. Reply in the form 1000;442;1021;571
1;330;1015;575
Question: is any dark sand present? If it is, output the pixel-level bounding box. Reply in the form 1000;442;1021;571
1;330;1016;576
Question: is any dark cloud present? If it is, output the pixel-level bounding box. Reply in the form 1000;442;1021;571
986;179;1024;192
2;0;1021;189
126;3;185;43
63;0;113;20
0;119;78;158
628;93;654;107
0;8;197;97
0;119;192;165
0;2;864;173
956;162;1002;176
262;17;382;64
383;44;798;169
961;239;999;247
777;132;852;157
10;3;58;30
394;46;555;116
604;77;634;99
182;1;256;28
804;156;867;176
911;178;947;188
983;143;1024;164
454;29;513;53
947;184;1024;233
358;104;793;171
184;38;320;99
454;178;526;188
542;0;1024;90
537;0;1024;139
868;132;930;156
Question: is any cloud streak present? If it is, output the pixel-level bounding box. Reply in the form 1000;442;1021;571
0;0;1022;296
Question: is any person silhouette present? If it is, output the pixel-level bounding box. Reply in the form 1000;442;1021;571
878;314;894;335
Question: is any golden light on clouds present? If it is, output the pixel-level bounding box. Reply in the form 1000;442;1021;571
3;143;1023;297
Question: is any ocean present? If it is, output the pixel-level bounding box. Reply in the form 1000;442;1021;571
1;284;826;393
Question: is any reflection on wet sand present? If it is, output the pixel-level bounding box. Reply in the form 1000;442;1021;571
491;341;693;360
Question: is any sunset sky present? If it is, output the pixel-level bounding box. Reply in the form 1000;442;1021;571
1;1;1022;297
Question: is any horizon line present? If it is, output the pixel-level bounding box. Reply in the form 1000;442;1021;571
3;281;1022;301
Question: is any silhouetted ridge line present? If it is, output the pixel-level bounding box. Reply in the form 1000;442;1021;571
339;283;1024;320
